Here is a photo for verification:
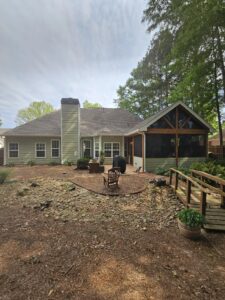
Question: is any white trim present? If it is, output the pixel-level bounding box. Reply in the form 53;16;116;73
51;139;60;158
93;137;95;158
8;142;19;158
4;138;6;165
35;143;46;158
103;142;120;158
99;136;102;155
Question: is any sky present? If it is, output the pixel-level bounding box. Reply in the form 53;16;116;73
0;0;149;128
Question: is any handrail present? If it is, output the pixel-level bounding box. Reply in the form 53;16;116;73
170;168;209;194
191;169;225;186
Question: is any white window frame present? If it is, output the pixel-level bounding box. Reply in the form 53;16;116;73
103;142;120;158
35;143;46;158
8;142;19;158
51;139;60;158
82;139;92;158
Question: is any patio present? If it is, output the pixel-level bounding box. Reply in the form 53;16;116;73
2;164;160;195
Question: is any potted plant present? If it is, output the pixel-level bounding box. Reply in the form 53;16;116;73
99;151;105;165
177;208;204;239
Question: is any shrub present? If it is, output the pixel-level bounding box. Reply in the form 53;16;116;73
63;160;73;166
6;163;15;167
100;151;105;165
190;161;225;179
0;169;10;184
27;160;35;166
77;158;89;169
178;208;204;228
155;167;169;176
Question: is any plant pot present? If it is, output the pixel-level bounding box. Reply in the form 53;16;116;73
177;219;201;240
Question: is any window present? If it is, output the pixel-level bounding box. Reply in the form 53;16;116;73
95;142;99;158
146;134;176;158
178;135;206;157
134;135;142;157
9;143;19;158
36;143;46;158
83;140;92;158
52;140;60;158
104;142;120;158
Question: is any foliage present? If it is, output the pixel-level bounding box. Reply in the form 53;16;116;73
63;160;73;166
190;161;225;179
99;151;105;165
6;163;15;167
0;169;10;184
16;101;55;125
83;100;102;109
27;160;35;166
77;158;89;169
155;167;169;176
178;208;204;228
116;0;225;133
0;118;2;127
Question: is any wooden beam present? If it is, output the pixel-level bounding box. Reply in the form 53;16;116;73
175;107;179;168
146;128;208;134
142;133;145;172
163;116;175;128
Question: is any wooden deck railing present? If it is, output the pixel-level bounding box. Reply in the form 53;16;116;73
191;169;225;208
169;168;209;215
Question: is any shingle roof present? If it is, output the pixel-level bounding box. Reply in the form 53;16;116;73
4;108;142;137
0;128;11;135
3;101;213;138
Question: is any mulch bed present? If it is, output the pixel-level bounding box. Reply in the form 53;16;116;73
70;174;147;195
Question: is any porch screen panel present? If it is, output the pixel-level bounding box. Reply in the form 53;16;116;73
134;135;142;157
178;135;206;157
146;134;176;158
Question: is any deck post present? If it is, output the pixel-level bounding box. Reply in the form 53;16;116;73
175;172;178;190
220;184;225;208
169;169;173;185
186;180;191;205
200;191;207;216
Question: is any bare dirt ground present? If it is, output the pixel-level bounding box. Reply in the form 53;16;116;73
1;166;225;299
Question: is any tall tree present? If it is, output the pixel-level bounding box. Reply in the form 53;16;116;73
117;0;225;136
0;119;2;127
16;101;55;125
116;29;174;118
83;100;102;109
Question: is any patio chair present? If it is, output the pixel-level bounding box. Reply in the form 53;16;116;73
103;167;120;189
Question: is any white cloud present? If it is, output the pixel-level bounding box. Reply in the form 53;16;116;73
0;0;149;127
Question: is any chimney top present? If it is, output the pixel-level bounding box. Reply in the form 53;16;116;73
61;98;80;105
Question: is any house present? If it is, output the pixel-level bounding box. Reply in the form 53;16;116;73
2;99;213;172
0;128;10;148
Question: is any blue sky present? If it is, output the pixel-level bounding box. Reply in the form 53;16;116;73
0;0;149;127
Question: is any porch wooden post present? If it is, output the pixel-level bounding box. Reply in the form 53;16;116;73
142;133;145;172
132;136;134;165
175;107;179;168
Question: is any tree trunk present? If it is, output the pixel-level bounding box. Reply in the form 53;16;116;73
216;26;225;105
214;63;223;156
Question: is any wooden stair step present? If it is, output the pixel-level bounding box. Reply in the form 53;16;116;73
204;224;225;231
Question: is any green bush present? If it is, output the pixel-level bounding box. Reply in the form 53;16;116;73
6;163;15;167
0;169;10;184
155;167;169;175
27;160;35;166
63;160;73;166
190;161;225;179
77;158;89;170
178;208;204;228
